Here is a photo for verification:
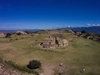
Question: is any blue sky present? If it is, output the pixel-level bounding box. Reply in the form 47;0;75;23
0;0;100;29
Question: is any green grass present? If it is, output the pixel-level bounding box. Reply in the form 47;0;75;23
0;33;100;75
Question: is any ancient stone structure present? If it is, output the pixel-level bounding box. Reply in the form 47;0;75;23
41;36;68;48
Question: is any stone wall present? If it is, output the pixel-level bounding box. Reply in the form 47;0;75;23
41;36;68;48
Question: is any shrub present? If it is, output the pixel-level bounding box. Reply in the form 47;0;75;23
16;33;21;35
27;60;41;69
5;33;12;38
4;60;38;74
15;38;18;40
81;30;87;33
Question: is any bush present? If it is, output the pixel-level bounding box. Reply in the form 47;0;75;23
5;33;12;38
27;60;41;69
81;30;87;33
15;38;18;40
4;60;38;74
16;33;21;35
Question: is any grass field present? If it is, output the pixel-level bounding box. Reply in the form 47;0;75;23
0;33;100;75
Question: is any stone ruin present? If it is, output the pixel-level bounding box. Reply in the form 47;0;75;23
40;36;68;48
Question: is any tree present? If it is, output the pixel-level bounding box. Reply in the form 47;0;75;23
5;33;12;38
81;30;87;33
27;60;41;69
73;30;77;34
16;32;21;35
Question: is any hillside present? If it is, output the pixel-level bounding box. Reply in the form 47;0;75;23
0;30;100;75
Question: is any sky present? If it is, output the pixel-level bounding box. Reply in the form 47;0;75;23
0;0;100;29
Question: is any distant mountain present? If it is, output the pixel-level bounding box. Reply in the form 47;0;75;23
0;30;18;33
0;29;41;33
71;26;100;34
0;27;100;34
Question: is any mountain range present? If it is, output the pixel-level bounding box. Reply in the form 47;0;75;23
0;26;100;34
71;26;100;34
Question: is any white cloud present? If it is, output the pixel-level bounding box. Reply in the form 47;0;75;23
68;26;70;28
97;24;100;26
87;24;100;27
87;23;91;26
92;24;95;26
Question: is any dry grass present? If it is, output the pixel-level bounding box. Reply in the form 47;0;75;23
0;33;100;75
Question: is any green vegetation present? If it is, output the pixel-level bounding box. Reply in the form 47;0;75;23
0;33;100;75
5;33;12;38
4;60;38;74
16;32;21;35
0;57;38;74
27;60;41;69
81;30;87;33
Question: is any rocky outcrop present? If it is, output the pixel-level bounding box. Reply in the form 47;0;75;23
64;29;75;34
41;36;68;48
16;31;27;35
75;31;100;42
0;62;33;75
0;32;5;37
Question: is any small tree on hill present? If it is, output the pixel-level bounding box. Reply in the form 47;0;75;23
81;30;87;33
5;33;12;38
16;33;21;35
27;60;41;69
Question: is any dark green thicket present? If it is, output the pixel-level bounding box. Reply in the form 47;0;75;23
27;60;41;69
5;33;12;38
81;30;87;33
16;33;21;35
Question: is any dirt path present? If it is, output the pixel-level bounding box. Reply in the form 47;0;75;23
40;64;70;75
41;64;56;75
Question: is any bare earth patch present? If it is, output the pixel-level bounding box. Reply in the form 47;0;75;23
0;43;10;50
40;64;56;75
